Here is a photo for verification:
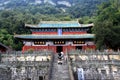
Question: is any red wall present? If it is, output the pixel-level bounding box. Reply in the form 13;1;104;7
22;46;56;53
63;46;75;53
32;32;57;35
48;46;56;53
63;31;87;35
22;45;76;53
22;45;96;53
82;45;96;50
22;46;47;51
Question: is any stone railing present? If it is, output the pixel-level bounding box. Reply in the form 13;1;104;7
48;52;54;80
67;52;74;80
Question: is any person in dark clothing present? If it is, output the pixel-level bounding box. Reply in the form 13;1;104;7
58;52;62;59
58;52;61;56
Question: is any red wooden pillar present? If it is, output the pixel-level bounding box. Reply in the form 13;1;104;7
63;46;68;53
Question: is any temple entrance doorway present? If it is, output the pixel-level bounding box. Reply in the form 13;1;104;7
39;76;43;80
56;46;63;53
76;46;82;50
26;78;31;80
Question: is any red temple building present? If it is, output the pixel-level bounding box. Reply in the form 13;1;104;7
15;21;95;53
0;42;11;52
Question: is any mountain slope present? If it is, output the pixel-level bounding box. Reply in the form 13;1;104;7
1;0;108;8
0;0;108;18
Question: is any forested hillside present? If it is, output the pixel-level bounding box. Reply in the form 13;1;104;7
1;0;107;17
93;0;120;50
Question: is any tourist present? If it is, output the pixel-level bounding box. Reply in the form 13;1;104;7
64;54;68;63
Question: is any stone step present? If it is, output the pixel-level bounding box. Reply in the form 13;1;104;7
50;54;70;80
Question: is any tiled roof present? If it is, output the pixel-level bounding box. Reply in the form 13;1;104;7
25;21;94;28
14;34;94;39
0;42;10;50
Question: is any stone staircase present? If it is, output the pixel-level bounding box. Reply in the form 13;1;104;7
50;54;70;80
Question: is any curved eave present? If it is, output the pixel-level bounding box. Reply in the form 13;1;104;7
0;43;7;49
14;34;95;39
25;24;38;28
25;23;94;28
0;43;10;50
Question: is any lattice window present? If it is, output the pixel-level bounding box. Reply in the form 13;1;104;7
54;41;65;45
73;40;85;44
34;41;46;45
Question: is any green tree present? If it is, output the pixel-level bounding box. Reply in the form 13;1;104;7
93;0;120;50
0;29;13;47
